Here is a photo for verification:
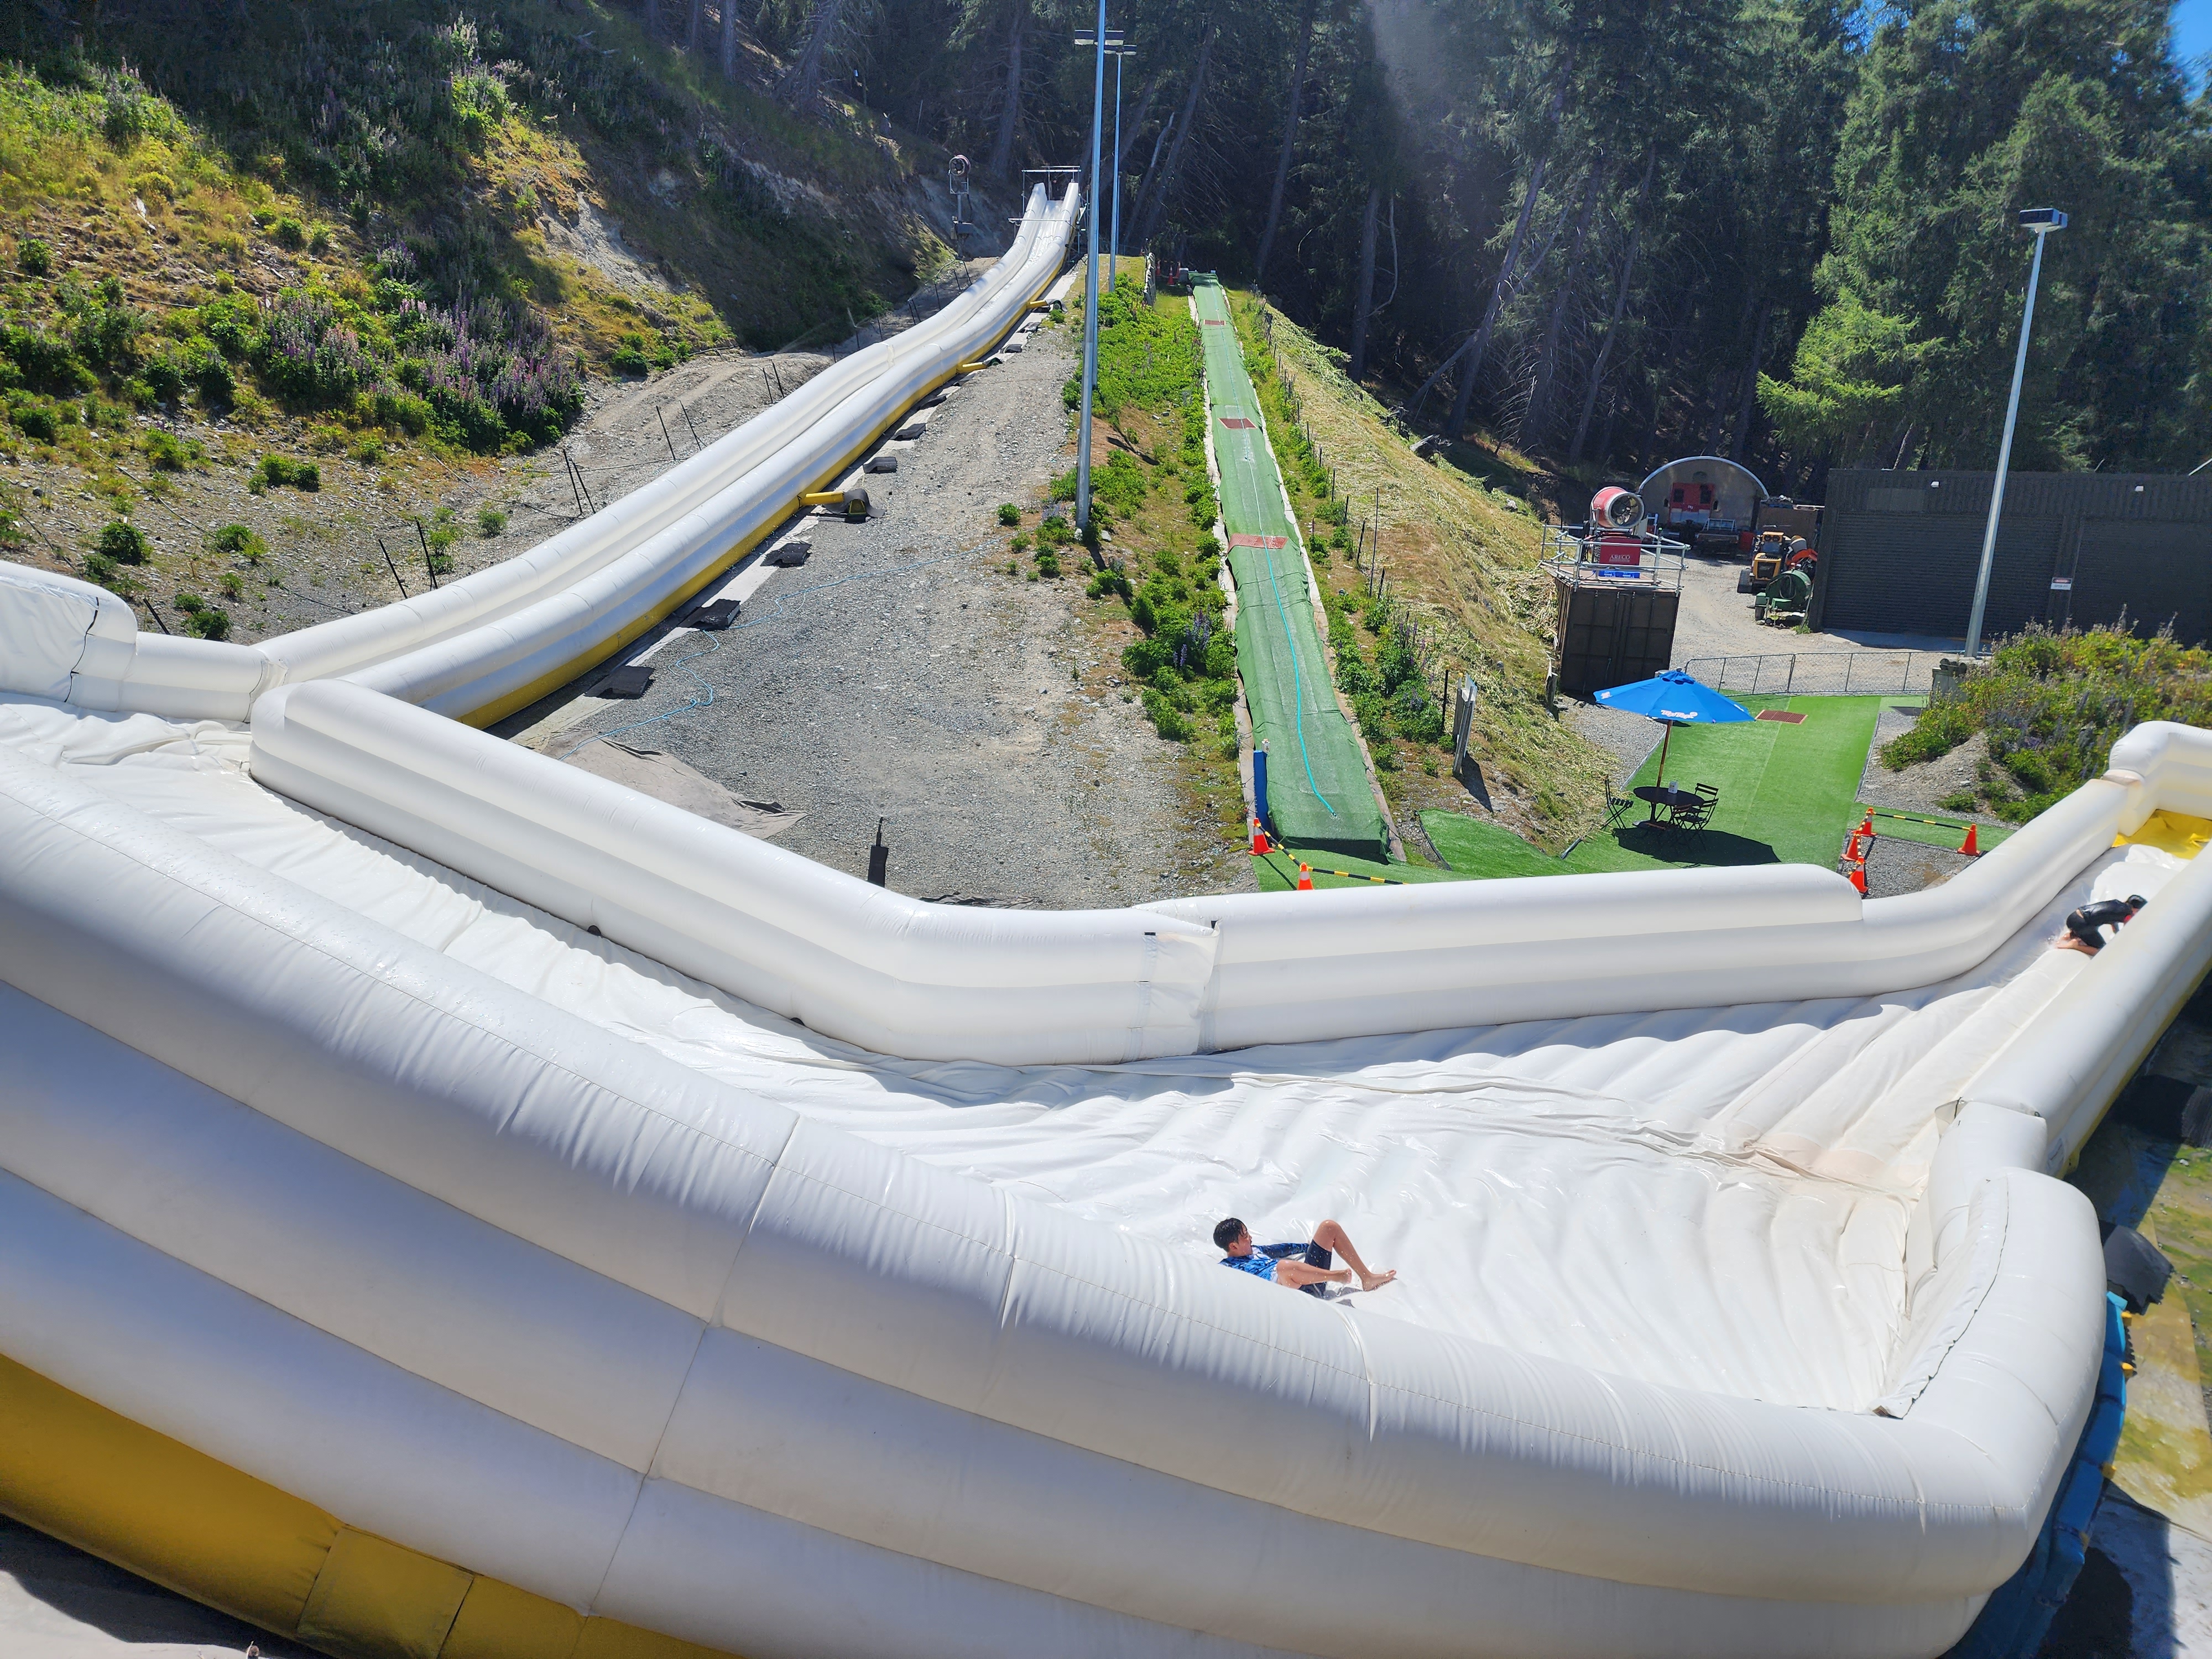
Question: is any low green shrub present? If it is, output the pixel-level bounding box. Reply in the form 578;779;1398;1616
208;523;268;563
258;454;320;490
997;502;1021;526
96;520;150;565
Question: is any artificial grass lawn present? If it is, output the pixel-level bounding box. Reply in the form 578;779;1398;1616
1418;812;1571;879
1423;695;1890;878
1250;846;1465;892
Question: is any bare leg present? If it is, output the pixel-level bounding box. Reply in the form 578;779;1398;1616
1275;1259;1348;1290
1313;1220;1395;1291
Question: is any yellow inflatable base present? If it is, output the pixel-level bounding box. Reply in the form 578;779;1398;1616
0;1353;735;1659
2117;810;2212;861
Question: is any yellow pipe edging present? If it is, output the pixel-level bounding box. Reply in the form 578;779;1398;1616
455;253;1070;731
0;1353;735;1659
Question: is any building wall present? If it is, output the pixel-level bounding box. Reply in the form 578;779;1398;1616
1810;471;2212;645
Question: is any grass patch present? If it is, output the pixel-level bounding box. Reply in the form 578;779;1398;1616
1420;812;1571;878
1563;696;1882;873
1422;696;1891;878
1250;847;1464;892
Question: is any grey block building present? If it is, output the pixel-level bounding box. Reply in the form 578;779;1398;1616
1810;469;2212;646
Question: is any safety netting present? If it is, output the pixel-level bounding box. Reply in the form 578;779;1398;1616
1193;278;1389;861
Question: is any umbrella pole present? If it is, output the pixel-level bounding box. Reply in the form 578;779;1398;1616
1656;722;1673;789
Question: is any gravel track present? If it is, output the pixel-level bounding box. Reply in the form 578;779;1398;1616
510;318;1253;908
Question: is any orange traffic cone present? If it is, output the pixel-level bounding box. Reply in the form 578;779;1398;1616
1848;863;1867;895
1861;811;1875;838
1960;822;1979;857
1251;818;1270;855
1844;831;1863;862
1296;863;1314;891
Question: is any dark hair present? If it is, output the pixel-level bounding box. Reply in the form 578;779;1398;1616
1212;1217;1245;1250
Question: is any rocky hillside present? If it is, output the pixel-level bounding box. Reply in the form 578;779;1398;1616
0;1;1008;634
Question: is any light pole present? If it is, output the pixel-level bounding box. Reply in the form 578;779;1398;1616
1964;207;2066;658
1105;45;1134;293
1072;15;1119;532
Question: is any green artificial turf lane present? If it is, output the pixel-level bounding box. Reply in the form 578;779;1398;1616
1562;695;1883;873
1193;277;1389;862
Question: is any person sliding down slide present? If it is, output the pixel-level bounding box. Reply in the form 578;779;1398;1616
2056;894;2146;956
1213;1218;1396;1298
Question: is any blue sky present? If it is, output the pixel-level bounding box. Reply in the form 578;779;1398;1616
2178;0;2212;74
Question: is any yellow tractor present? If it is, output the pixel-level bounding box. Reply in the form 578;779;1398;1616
1739;529;1813;595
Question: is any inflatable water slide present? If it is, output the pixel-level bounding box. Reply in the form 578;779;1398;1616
0;184;2198;1659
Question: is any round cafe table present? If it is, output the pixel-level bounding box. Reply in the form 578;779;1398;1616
1632;783;1700;823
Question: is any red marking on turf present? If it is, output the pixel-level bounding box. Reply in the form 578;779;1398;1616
1219;416;1256;429
1755;709;1807;724
1202;319;1228;325
1228;534;1288;550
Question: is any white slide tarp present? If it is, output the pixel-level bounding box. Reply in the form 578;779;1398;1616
0;688;2203;1657
0;175;2203;1655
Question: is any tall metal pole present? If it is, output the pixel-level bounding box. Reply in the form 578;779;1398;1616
1965;211;2064;658
1106;50;1125;294
1075;2;1107;532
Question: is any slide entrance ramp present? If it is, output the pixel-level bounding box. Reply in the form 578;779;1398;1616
1193;278;1388;862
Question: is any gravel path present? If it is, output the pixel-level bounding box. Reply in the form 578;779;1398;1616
507;318;1252;909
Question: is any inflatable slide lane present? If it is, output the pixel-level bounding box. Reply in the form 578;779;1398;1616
1;197;2209;1658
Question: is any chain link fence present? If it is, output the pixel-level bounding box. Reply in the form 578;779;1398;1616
1677;650;1942;698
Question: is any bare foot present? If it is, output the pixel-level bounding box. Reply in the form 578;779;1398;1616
1358;1269;1396;1291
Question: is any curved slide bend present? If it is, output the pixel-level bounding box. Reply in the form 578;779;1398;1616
0;685;2208;1655
0;184;1077;727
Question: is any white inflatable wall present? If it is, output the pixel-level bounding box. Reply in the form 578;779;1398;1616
0;175;2205;1658
4;734;2189;1657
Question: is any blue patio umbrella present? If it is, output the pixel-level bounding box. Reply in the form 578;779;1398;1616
1594;669;1752;788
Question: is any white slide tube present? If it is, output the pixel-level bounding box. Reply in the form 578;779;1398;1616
247;679;1219;1064
0;745;2149;1621
247;681;2212;1065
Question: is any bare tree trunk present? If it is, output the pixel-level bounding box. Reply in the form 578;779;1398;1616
722;0;739;79
1569;149;1656;465
1254;0;1318;289
1728;301;1771;462
645;0;662;41
1440;65;1572;437
1349;185;1382;382
989;1;1026;180
786;0;845;106
686;0;703;51
1116;70;1163;176
1134;15;1215;248
1519;155;1605;449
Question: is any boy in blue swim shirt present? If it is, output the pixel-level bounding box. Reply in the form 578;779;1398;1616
1213;1217;1396;1298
